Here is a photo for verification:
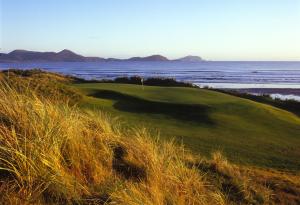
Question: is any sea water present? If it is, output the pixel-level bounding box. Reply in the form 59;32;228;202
1;61;300;89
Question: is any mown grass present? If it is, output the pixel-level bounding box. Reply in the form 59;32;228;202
0;69;300;204
211;89;300;117
73;83;300;171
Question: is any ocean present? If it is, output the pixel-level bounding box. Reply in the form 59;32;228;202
1;61;300;89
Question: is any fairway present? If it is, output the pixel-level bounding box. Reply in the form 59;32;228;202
73;83;300;171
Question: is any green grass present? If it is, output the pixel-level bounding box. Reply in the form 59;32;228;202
1;70;300;204
73;83;300;171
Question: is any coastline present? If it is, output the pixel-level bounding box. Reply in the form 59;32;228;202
232;88;300;102
235;88;300;96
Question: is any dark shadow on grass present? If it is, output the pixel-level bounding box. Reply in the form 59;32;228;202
112;146;147;181
194;162;254;204
88;90;214;125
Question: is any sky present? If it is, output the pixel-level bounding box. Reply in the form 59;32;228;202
0;0;300;60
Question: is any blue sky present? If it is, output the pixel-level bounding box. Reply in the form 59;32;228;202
1;0;300;60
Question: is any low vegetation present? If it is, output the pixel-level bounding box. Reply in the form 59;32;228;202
0;69;299;204
211;89;300;117
78;76;196;88
113;76;196;87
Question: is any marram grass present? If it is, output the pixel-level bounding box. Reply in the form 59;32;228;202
0;82;223;204
0;74;299;205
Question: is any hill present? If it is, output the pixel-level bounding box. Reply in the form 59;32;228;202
74;83;300;171
128;55;169;61
0;69;300;204
0;49;205;62
0;49;105;62
176;55;204;62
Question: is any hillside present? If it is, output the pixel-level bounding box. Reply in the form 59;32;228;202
74;83;300;171
0;70;299;204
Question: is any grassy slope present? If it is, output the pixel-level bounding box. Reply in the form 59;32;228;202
73;83;300;171
0;83;222;205
1;70;300;204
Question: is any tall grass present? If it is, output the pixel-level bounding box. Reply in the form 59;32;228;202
0;82;224;204
0;70;299;204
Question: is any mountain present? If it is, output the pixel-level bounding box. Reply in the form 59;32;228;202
175;55;204;62
55;49;86;61
128;55;169;61
0;49;105;62
0;49;204;62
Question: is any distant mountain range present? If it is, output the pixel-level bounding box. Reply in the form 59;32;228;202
0;49;105;62
0;49;205;62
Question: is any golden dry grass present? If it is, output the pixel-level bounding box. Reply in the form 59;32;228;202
0;82;225;205
0;69;82;104
0;71;299;204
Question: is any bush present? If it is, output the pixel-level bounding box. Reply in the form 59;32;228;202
113;76;196;87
